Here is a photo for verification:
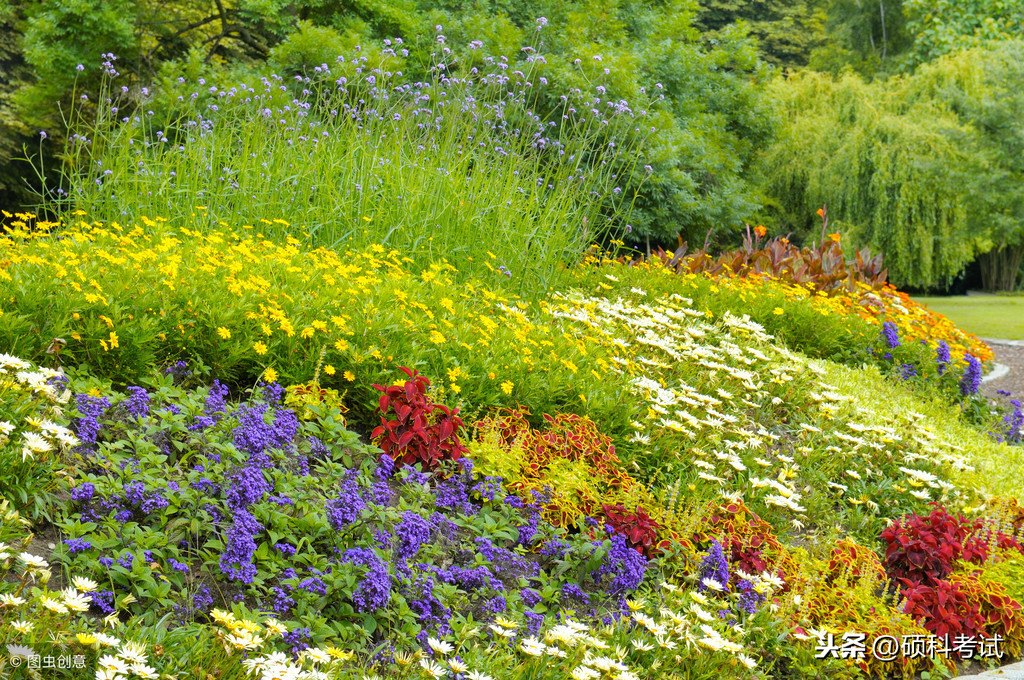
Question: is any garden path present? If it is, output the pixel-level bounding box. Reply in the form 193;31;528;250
982;340;1024;401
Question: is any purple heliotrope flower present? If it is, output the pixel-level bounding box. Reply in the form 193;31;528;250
594;534;647;595
326;470;365;529
124;386;150;418
394;511;430;561
343;548;391;612
63;538;92;554
74;394;111;453
219;509;262;584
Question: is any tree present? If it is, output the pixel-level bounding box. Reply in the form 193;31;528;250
694;0;829;69
904;0;1024;65
753;70;982;289
0;2;37;211
902;41;1024;290
808;0;913;76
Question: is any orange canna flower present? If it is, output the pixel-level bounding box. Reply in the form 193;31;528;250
754;224;767;238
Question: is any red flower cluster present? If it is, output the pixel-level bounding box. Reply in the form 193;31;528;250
371;367;467;469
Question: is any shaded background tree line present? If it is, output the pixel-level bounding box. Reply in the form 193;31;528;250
0;0;1022;290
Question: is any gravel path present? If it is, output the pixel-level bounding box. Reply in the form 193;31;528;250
983;340;1024;402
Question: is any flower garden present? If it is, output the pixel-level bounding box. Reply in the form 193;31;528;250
2;38;1024;680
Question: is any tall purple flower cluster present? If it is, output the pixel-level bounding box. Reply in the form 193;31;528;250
593;534;647;595
936;340;951;376
124;386;150;418
74;394;111;453
737;579;764;614
881;321;901;349
192;585;213;612
269;586;296;615
433;473;476;515
63;538;92;554
121;480;170;515
163;360;190;383
282;627;311;657
326;470;365;529
232;402;300;456
898;363;918;381
698;540;730;592
474;537;539;579
960;354;982;396
219;509;262;584
343;548;391;612
471;476;503;502
71;482;95;503
394;511;431;560
204;380;230;417
1003;399;1023;444
375;454;395;480
225;464;272;510
325;471;366;528
406;575;451;635
89;589;115;614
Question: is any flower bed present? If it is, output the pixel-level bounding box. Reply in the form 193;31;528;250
3;215;1024;679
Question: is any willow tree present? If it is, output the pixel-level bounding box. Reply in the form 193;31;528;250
754;70;981;289
901;41;1024;291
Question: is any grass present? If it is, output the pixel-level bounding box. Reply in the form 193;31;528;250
915;294;1024;340
44;45;648;301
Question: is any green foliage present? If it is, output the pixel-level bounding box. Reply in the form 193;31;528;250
904;0;1024;65
17;0;137;128
901;41;1024;290
0;4;39;212
1;0;778;249
48;45;644;298
753;69;982;288
759;38;1024;291
267;21;354;76
695;0;829;69
808;0;913;76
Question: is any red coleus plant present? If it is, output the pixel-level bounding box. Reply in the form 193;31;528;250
371;367;467;470
901;579;987;647
601;503;662;557
881;505;988;587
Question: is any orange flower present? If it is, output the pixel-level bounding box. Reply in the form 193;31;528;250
816;208;825;218
827;233;841;243
754;224;767;238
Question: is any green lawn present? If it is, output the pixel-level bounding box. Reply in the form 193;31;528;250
914;294;1024;339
